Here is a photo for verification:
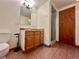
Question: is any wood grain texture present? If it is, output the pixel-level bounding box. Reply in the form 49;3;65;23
25;31;34;50
59;7;75;45
6;43;79;59
25;30;44;52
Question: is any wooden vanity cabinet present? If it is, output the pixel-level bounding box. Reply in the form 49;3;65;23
25;31;34;50
25;30;44;51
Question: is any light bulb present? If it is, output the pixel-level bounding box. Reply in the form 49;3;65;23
24;0;35;8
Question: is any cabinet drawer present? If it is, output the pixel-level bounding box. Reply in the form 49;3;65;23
41;33;44;44
34;40;41;46
41;37;44;44
34;34;41;46
35;43;41;46
26;44;34;50
25;35;34;38
26;38;34;42
25;31;34;36
35;31;40;35
25;38;34;50
34;37;41;43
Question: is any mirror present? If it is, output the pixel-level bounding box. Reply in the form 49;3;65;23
20;4;32;27
20;0;38;28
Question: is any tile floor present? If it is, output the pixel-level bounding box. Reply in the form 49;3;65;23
6;43;79;59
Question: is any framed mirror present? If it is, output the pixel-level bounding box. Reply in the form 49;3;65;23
20;4;32;27
20;0;38;28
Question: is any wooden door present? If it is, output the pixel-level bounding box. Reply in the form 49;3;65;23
59;7;75;45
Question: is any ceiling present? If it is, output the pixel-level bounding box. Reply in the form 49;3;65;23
20;0;48;17
20;0;77;17
52;0;77;9
33;0;77;9
34;0;48;8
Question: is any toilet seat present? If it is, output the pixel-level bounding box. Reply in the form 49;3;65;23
0;43;9;52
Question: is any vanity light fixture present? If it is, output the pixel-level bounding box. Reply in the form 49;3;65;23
24;0;35;9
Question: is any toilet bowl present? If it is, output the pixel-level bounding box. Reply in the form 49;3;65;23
0;43;9;59
0;30;11;59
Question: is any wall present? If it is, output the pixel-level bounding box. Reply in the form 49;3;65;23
37;0;51;45
51;7;56;41
50;1;59;42
20;30;25;51
0;0;20;49
76;3;79;45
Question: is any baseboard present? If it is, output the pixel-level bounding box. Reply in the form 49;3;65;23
10;48;16;51
44;44;51;47
43;40;57;47
10;47;21;52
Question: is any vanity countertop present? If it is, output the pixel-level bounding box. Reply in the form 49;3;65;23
20;28;44;31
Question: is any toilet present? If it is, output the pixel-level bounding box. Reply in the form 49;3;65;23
0;32;11;59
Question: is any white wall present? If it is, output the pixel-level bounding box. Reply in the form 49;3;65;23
0;0;20;49
76;3;79;46
20;30;25;51
37;0;51;45
55;11;59;41
50;1;59;42
51;10;56;41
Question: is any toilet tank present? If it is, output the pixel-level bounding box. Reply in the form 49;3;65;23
0;30;11;43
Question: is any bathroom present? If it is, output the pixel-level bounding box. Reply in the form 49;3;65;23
0;0;51;59
0;0;79;59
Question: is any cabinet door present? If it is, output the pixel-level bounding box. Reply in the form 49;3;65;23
25;31;34;50
41;31;44;44
34;31;41;46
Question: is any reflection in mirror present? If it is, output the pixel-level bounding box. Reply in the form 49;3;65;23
20;0;40;28
20;0;36;28
20;5;32;27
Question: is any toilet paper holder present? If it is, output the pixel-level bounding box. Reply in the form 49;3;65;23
14;33;20;52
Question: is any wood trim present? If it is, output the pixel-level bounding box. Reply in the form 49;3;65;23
59;3;76;11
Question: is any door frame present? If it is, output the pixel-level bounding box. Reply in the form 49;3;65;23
59;6;76;45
